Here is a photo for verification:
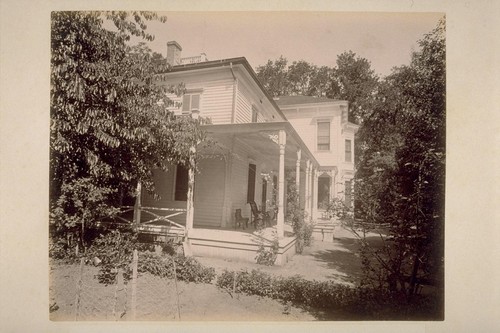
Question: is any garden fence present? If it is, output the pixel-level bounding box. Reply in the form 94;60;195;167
58;250;183;321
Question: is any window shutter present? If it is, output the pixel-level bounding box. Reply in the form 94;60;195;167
182;95;191;112
191;94;200;110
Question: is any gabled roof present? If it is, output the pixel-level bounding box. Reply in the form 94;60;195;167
274;95;342;106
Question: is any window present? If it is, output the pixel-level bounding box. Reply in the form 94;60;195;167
247;163;256;203
317;121;330;151
181;93;200;115
174;164;189;201
345;139;352;162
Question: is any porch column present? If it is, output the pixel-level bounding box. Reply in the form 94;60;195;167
186;146;196;237
312;168;318;220
277;130;286;238
295;149;301;193
133;181;142;227
304;160;311;217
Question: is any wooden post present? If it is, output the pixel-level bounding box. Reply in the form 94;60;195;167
133;182;142;226
295;149;301;194
304;160;311;217
172;258;181;320
74;258;85;321
277;130;286;239
131;249;138;320
186;148;196;237
310;168;315;220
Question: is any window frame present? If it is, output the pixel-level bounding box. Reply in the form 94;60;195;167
345;139;352;162
316;121;331;151
181;89;203;115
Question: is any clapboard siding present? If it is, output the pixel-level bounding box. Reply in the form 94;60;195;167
193;158;225;227
165;78;234;124
201;79;234;124
235;84;252;123
141;165;187;225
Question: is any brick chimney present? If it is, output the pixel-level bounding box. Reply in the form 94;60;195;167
166;41;182;66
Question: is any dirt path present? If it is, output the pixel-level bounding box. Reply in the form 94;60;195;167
196;226;370;286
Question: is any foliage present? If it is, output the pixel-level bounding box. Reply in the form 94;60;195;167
353;19;446;300
137;251;216;283
255;237;279;266
50;11;209;247
285;172;313;253
50;177;120;251
326;197;353;220
85;229;137;284
216;269;440;319
328;51;379;123
255;53;378;124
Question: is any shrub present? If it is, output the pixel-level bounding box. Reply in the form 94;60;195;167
255;232;279;266
216;268;437;319
216;269;357;310
138;251;216;284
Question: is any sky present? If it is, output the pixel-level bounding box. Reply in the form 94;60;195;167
130;11;444;77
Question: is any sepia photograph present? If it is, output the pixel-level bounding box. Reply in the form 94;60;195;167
48;11;445;321
1;1;498;331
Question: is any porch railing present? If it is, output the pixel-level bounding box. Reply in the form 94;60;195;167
103;206;187;237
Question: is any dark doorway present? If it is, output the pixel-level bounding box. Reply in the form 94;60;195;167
247;163;256;203
318;176;330;209
261;179;267;212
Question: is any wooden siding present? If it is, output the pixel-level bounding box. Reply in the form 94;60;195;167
193;158;226;227
141;165;187;225
235;84;252;123
165;78;235;124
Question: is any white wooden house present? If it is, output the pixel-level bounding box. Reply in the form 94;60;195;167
131;41;358;264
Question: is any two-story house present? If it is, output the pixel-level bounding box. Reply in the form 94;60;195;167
129;41;357;264
275;96;359;217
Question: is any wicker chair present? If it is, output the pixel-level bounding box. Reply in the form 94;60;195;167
248;201;263;229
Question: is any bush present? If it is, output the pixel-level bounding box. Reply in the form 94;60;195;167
216;269;356;309
216;268;438;319
138;251;216;284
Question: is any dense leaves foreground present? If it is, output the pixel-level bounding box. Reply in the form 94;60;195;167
50;12;209;249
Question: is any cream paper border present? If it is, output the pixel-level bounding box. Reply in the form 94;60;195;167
1;0;499;332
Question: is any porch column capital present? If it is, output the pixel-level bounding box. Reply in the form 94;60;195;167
278;129;287;147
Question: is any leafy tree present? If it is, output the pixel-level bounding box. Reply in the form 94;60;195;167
328;51;379;123
352;19;445;305
307;65;332;97
287;60;316;96
255;56;290;97
50;11;207;251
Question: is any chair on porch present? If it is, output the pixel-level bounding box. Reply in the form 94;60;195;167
234;209;249;230
263;208;277;227
248;201;264;229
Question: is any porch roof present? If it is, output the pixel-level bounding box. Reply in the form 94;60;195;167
200;122;320;169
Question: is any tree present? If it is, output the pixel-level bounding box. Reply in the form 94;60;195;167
50;11;207;250
287;60;316;96
353;19;445;304
255;56;290;97
327;51;379;124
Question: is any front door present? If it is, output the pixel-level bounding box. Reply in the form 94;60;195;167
318;176;330;210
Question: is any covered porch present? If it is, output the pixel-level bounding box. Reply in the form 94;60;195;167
130;122;321;265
